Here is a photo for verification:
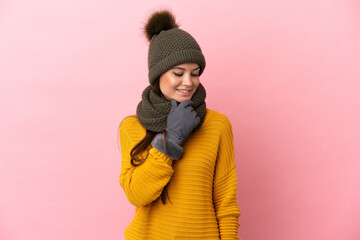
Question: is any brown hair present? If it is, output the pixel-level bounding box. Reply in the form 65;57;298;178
130;79;171;205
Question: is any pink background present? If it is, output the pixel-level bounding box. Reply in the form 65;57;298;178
1;0;360;239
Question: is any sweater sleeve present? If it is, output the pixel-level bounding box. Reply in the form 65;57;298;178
119;117;174;207
213;115;241;240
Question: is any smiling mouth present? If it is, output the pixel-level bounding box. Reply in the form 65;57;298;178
177;89;192;93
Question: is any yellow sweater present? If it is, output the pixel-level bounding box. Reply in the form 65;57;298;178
119;109;241;239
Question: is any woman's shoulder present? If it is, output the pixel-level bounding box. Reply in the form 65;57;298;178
205;108;232;123
120;114;142;130
119;114;146;141
204;108;233;131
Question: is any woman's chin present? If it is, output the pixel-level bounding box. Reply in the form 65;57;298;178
174;96;192;102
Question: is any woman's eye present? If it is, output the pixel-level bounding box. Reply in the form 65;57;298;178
173;72;199;77
173;72;183;77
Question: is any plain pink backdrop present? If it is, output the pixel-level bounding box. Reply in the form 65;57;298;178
1;0;360;239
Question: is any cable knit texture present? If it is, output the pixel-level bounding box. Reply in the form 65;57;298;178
119;109;241;239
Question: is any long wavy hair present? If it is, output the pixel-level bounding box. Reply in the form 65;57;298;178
129;79;172;205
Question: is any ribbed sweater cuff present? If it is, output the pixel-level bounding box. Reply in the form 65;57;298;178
148;147;173;166
151;133;183;160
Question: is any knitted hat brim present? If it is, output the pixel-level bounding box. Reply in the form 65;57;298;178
148;49;206;85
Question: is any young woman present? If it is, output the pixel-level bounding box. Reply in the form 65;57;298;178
119;10;241;239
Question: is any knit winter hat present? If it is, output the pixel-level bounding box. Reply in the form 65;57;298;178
144;10;206;85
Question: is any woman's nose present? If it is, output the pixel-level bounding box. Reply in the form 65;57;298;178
182;74;193;86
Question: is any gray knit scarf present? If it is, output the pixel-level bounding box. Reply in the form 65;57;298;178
136;83;207;132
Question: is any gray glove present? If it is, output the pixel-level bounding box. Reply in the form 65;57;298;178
166;99;200;145
151;99;200;160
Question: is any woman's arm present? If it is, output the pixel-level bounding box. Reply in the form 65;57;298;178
213;115;241;240
119;117;174;207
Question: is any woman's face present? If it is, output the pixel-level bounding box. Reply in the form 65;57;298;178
159;63;200;102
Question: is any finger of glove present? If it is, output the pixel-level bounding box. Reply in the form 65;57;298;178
178;100;194;109
184;115;200;135
179;106;197;123
171;99;179;109
191;109;198;119
182;105;197;117
194;115;201;126
185;108;200;127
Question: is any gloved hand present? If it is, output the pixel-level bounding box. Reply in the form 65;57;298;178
166;99;200;146
151;99;201;160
